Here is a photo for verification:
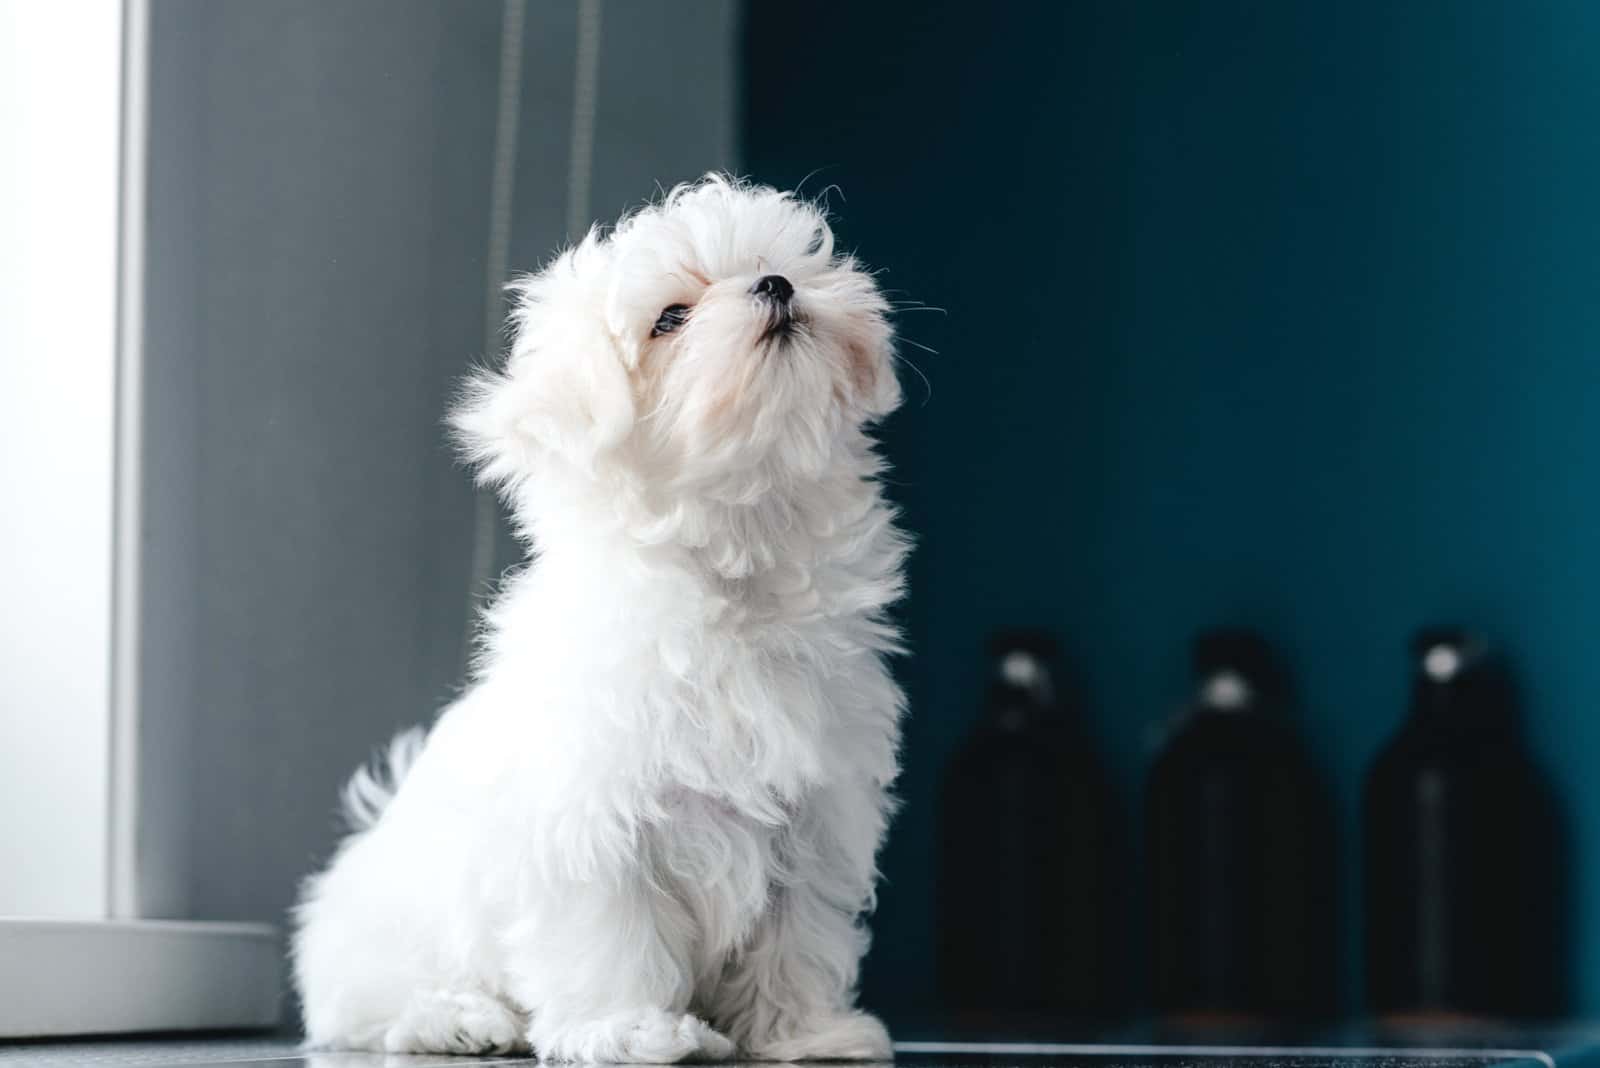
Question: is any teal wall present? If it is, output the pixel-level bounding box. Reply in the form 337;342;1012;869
743;0;1600;1021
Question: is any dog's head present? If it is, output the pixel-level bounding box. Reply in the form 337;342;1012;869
454;175;900;519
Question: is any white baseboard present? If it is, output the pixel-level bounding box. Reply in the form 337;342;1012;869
0;919;281;1038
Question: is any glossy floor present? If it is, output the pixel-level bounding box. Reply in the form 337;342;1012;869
0;1039;1580;1068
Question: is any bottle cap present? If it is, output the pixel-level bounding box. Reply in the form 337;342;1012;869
1191;627;1282;710
986;628;1059;710
1410;625;1487;681
1407;625;1510;727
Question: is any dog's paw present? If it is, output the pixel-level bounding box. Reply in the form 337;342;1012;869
382;987;529;1055
537;1008;734;1063
745;1011;892;1062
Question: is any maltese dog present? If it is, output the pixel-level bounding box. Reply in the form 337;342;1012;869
292;175;909;1062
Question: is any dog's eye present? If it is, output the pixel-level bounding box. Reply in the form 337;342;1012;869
650;304;691;338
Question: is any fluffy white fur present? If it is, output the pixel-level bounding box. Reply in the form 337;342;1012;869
292;175;909;1062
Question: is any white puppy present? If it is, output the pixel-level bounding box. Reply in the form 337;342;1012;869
292;175;909;1062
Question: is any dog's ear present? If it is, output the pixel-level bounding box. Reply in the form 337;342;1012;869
452;242;636;486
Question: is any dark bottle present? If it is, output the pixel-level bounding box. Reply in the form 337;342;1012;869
937;630;1122;1025
1146;628;1336;1023
1363;627;1565;1019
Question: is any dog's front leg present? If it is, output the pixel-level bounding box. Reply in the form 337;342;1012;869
710;781;893;1062
504;810;734;1064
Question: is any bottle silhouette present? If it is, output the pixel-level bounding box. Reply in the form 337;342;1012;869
1363;627;1565;1019
1146;628;1336;1023
937;630;1121;1025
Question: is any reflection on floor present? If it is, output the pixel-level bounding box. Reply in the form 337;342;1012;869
0;1037;1569;1068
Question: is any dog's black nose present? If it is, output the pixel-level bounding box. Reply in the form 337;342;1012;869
751;274;794;304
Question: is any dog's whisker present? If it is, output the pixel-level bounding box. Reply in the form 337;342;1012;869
791;165;833;200
895;350;934;407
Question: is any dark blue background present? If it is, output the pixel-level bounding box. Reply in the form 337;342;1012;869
743;0;1600;1023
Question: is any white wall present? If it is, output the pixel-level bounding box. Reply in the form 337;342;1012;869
0;0;123;917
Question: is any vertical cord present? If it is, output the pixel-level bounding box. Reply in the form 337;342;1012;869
568;0;603;240
462;0;527;674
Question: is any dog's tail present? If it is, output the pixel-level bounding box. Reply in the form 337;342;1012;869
339;726;427;832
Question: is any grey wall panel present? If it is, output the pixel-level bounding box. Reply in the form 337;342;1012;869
138;0;738;1028
139;0;207;921
140;0;503;927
